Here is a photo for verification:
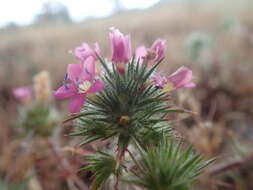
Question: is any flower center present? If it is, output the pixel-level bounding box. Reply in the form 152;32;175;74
78;81;92;93
146;50;157;60
161;82;174;93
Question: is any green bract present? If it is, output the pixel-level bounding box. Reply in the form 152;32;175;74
72;57;170;149
68;56;212;190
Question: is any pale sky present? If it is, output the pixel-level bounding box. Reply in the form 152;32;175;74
0;0;160;26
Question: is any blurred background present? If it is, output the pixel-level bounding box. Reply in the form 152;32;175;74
0;0;253;189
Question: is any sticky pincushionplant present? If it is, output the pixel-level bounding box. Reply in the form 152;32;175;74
54;28;212;190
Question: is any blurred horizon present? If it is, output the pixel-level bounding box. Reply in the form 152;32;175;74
0;0;162;27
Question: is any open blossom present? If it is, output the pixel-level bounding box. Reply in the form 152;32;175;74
150;39;166;62
109;28;131;64
135;45;147;60
135;39;166;63
54;57;104;113
73;43;100;63
13;86;32;102
167;66;196;89
152;66;196;93
152;72;167;89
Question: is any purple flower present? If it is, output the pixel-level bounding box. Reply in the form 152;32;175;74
109;28;131;64
149;39;166;62
73;43;100;63
135;39;166;64
152;72;167;89
54;57;104;113
13;87;32;102
152;66;196;93
167;66;196;89
135;45;147;61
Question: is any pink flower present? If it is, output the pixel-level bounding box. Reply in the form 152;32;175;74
149;39;166;62
152;72;167;89
152;67;196;93
109;28;131;63
135;39;166;64
13;86;32;102
54;57;104;113
167;66;196;89
135;45;147;61
73;43;100;63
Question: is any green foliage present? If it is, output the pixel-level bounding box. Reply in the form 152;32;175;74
185;32;212;61
73;57;171;149
18;103;60;136
82;151;121;190
0;179;27;190
127;136;214;190
220;17;239;32
71;56;213;189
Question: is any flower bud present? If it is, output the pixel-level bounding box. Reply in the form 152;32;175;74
109;27;131;63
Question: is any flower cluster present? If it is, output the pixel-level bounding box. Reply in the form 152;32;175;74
54;28;195;114
13;71;60;137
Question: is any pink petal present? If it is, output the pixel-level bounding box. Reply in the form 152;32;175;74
150;39;166;62
83;57;96;81
167;66;193;88
125;34;132;61
54;84;76;99
13;86;32;101
112;35;125;61
183;82;196;88
135;45;147;60
69;94;86;113
110;28;131;63
73;43;99;62
152;72;167;88
67;64;84;81
67;59;96;82
87;80;105;93
94;42;100;55
74;43;90;61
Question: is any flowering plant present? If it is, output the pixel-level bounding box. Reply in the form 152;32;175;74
55;28;212;190
14;71;60;136
13;86;32;103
